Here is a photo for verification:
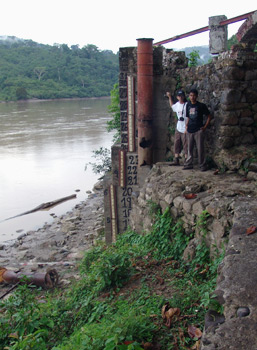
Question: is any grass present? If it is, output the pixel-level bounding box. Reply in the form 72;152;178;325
0;207;224;350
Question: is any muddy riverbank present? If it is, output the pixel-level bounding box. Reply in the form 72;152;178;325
0;181;105;294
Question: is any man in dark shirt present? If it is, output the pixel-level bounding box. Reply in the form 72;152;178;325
183;89;211;171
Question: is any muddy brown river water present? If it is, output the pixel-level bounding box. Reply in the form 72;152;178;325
0;98;113;242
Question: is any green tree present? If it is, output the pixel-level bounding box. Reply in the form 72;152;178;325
34;67;46;80
227;34;238;49
107;83;120;143
85;147;111;175
0;37;119;101
16;87;28;100
188;50;200;67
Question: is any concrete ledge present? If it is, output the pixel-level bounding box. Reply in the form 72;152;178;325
201;199;257;349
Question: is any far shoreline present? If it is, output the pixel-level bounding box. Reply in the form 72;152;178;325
0;96;111;104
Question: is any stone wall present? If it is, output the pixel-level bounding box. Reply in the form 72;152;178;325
129;164;257;255
158;46;257;170
104;40;257;242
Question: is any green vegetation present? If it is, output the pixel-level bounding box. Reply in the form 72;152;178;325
188;50;200;67
107;83;121;143
177;46;211;65
85;147;112;176
227;34;238;49
241;152;257;175
196;210;211;238
226;34;257;51
0;207;224;350
0;37;119;101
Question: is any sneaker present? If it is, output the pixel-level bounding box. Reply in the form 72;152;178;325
183;165;193;170
170;158;180;166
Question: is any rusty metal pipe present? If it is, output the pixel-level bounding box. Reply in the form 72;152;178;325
0;267;59;289
154;11;256;46
137;38;153;166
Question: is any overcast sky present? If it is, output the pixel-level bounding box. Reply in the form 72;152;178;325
1;1;256;53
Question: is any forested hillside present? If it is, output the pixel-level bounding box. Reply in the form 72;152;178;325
0;37;119;101
0;35;242;101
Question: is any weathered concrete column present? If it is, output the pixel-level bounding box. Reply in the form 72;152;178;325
209;15;228;54
137;38;153;167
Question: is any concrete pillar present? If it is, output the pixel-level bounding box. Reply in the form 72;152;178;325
209;15;228;54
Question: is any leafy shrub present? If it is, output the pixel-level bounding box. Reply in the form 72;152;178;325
188;50;200;67
87;245;132;291
107;83;120;143
53;304;155;350
85;147;112;176
0;205;225;350
0;284;53;348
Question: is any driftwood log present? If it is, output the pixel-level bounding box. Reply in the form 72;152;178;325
1;194;77;222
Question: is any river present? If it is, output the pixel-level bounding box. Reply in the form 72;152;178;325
0;98;114;243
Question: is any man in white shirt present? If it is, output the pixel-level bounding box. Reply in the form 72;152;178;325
166;90;188;166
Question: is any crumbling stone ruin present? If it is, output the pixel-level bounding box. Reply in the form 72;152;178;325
104;12;257;349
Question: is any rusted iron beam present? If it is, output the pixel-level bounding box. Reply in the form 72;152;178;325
219;11;256;26
0;267;59;289
154;26;209;46
137;38;153;167
154;11;256;46
0;283;20;300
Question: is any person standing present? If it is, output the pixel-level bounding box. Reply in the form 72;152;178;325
183;88;211;171
166;90;188;166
